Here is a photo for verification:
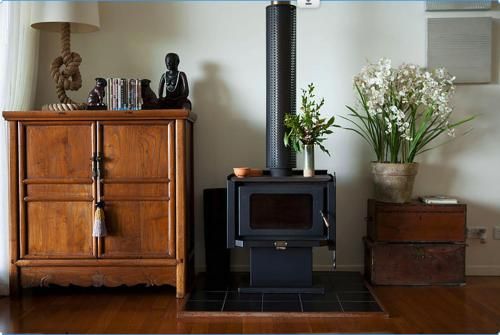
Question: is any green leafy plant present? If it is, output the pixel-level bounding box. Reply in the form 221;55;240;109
343;58;474;163
284;83;336;156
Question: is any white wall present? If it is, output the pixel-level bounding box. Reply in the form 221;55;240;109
35;1;500;275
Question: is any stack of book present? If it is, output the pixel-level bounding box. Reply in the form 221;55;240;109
106;78;143;110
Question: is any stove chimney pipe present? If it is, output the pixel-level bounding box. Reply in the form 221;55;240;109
266;0;296;177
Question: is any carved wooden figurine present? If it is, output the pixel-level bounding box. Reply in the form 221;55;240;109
87;77;107;110
141;79;159;109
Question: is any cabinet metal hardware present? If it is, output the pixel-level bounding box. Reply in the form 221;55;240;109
91;153;98;179
91;153;103;180
96;154;103;179
415;247;426;259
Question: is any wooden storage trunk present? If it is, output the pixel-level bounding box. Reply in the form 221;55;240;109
364;238;466;285
367;200;466;242
365;199;466;286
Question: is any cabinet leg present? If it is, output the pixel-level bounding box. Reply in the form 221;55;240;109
9;269;20;297
176;262;185;299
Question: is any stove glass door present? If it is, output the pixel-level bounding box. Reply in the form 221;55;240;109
249;193;312;230
238;184;325;238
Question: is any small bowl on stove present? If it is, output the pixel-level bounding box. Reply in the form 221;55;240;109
233;167;250;178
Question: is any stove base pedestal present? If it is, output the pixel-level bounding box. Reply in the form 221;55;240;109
242;247;323;294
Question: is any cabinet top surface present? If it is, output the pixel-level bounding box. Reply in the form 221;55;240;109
2;109;196;122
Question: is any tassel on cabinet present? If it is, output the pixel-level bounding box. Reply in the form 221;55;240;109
93;201;107;237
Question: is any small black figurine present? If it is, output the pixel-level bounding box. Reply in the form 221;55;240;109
158;53;191;109
141;79;159;109
87;78;107;110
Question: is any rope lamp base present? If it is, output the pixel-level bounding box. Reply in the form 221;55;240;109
47;22;85;110
42;103;86;112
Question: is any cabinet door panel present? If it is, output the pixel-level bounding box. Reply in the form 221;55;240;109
98;121;175;259
101;123;171;179
20;122;96;259
103;184;168;199
100;201;172;258
26;184;93;198
25;123;93;179
26;202;94;258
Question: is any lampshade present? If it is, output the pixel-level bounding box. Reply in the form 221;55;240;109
31;2;100;33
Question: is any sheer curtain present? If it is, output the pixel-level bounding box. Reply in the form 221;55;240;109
0;1;39;296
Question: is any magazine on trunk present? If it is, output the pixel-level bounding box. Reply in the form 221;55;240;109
419;195;459;204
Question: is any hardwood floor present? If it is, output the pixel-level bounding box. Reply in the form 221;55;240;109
0;276;499;333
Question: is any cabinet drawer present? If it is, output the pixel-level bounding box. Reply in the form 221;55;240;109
364;238;465;285
367;200;466;242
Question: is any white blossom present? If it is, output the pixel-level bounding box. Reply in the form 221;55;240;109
353;58;456;142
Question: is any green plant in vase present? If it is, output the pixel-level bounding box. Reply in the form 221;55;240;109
284;83;336;177
343;58;474;202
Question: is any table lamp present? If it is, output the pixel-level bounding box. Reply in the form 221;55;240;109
31;2;100;111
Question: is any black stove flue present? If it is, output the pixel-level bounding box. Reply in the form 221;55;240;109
266;1;296;177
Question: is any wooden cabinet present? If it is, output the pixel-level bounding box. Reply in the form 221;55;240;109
3;110;195;298
365;199;466;286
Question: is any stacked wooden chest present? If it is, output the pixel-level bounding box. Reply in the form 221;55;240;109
364;199;466;285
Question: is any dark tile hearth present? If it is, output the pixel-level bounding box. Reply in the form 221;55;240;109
185;300;223;312
224;300;262;312
342;301;383;312
263;300;302;312
302;301;343;312
183;271;385;315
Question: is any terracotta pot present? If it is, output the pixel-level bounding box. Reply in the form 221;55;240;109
371;162;419;203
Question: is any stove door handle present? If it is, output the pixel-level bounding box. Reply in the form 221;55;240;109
320;211;329;228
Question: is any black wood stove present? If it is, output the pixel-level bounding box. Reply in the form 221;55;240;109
226;1;336;294
227;171;336;293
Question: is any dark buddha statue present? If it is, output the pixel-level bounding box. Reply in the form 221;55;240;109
158;53;191;109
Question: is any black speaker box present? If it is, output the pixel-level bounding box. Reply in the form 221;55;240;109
203;188;230;289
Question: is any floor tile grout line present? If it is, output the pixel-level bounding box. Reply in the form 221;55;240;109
220;290;228;312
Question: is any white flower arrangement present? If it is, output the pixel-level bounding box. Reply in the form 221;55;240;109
344;58;473;163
